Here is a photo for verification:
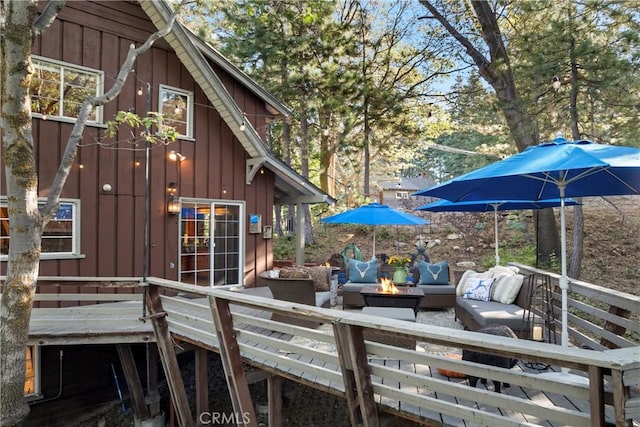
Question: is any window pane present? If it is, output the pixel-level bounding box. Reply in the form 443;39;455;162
160;86;190;137
0;207;8;255
62;68;98;120
30;65;61;115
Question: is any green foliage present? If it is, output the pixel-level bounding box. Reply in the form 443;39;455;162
273;234;297;260
482;244;537;269
105;111;179;144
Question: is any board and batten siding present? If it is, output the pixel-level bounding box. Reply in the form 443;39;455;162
0;1;277;286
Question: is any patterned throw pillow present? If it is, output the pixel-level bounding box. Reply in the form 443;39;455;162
302;266;331;292
463;277;495;301
348;259;378;283
417;260;450;285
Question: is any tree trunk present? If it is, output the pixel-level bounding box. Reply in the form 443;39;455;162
1;1;42;423
536;209;561;268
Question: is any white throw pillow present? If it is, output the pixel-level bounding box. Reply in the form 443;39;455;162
491;273;525;304
489;265;519;276
456;270;493;296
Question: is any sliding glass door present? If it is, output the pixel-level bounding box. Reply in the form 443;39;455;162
179;199;244;286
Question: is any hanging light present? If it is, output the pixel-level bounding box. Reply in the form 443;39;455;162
167;182;180;215
552;76;561;90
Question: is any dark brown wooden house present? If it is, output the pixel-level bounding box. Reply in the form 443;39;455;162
0;1;332;418
1;0;331;287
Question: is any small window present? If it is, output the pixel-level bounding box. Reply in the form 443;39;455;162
0;199;81;260
159;85;193;139
30;56;103;123
395;191;409;199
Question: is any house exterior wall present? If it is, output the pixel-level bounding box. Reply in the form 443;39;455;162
1;1;275;286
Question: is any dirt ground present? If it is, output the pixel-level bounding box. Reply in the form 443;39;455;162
308;196;640;296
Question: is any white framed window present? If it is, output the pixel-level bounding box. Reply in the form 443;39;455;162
159;85;193;139
29;56;104;123
178;199;245;286
395;191;409;199
0;198;82;260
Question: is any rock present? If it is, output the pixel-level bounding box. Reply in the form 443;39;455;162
447;233;461;240
426;239;441;249
453;246;461;251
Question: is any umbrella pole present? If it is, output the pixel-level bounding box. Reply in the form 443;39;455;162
372;227;376;258
559;186;569;373
493;206;500;266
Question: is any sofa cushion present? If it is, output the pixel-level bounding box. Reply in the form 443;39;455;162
491;273;525;304
463;277;495;301
417;260;449;285
456;297;528;331
418;283;456;296
302;266;332;291
348;259;378;283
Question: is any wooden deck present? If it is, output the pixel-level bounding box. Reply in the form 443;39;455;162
26;278;640;427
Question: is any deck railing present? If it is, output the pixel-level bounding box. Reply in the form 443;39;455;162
143;276;638;427
510;263;640;350
12;270;640;426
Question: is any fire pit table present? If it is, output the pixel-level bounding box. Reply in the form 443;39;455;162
360;286;424;314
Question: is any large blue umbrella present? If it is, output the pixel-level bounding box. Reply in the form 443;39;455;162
320;203;429;256
414;137;640;350
416;198;580;266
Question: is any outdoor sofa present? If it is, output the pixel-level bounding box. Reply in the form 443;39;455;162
454;266;534;338
258;269;332;328
342;259;456;310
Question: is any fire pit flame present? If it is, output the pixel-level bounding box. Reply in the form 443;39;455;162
378;277;400;294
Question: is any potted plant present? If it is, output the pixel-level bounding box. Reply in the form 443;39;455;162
388;255;411;283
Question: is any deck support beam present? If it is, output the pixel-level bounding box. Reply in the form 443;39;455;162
267;375;283;427
588;365;605;426
334;322;379;427
195;347;209;421
146;285;194;427
209;296;258;427
116;344;150;421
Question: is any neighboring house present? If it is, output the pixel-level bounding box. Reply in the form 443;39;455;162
0;0;332;288
376;176;436;209
0;1;333;411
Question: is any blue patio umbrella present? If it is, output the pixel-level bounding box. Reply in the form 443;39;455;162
320;203;429;257
416;198;580;267
414;137;640;351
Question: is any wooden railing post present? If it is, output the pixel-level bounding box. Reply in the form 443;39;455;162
144;284;194;427
333;321;379;427
208;296;258;427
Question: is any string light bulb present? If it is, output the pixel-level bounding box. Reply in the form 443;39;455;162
239;112;246;132
137;86;144;96
552;76;561;90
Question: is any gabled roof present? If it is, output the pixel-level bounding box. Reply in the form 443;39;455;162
139;1;333;205
377;177;436;192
